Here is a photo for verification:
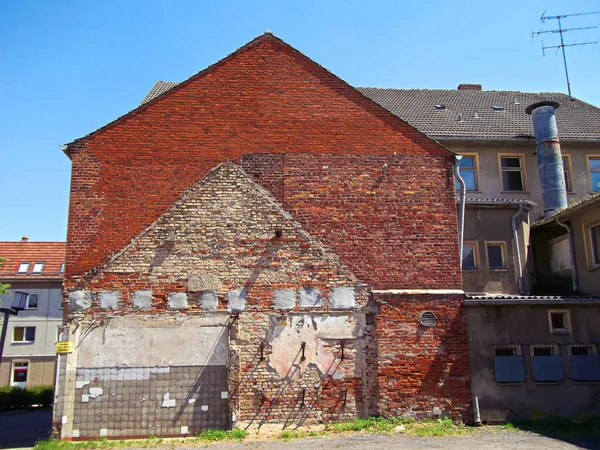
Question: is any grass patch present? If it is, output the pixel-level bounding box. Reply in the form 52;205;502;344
324;416;476;437
196;429;247;441
279;430;321;441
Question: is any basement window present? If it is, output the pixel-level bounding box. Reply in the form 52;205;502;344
531;344;564;382
17;262;30;274
548;310;571;334
494;345;525;383
570;345;600;382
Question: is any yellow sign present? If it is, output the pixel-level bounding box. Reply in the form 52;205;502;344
56;341;74;354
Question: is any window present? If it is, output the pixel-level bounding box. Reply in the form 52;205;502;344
485;242;507;270
32;262;44;274
589;223;600;268
500;155;525;191
25;294;38;309
13;326;35;343
588;156;600;192
562;155;573;192
17;262;30;274
548;309;571;334
494;345;525;383
531;344;564;382
11;362;28;387
571;345;600;382
455;154;478;191
462;242;478;270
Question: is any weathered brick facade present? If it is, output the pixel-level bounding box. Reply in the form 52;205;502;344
57;33;471;439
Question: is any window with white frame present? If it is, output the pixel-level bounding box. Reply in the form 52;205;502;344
500;155;525;191
462;242;478;270
25;294;38;309
17;262;30;274
32;262;44;274
548;309;571;334
13;327;35;343
455;155;479;191
588;156;600;192
11;362;28;387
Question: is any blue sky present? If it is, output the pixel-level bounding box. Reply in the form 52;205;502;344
1;0;599;242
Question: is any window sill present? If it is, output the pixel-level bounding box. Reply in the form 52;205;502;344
533;381;564;385
500;191;530;194
11;341;34;345
550;329;571;335
488;268;508;272
462;268;479;271
588;265;600;272
495;382;525;386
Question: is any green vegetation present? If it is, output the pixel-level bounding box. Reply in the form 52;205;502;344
196;429;246;441
323;416;472;437
0;256;10;298
0;385;54;410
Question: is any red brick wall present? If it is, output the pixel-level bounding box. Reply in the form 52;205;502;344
65;34;453;282
375;293;472;420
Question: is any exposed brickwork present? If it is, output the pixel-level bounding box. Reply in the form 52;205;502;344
64;34;452;279
374;293;472;420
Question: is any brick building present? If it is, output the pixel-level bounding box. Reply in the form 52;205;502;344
55;33;471;439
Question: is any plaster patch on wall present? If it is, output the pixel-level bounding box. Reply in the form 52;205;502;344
168;292;188;310
99;291;120;310
77;367;170;382
72;430;80;438
181;426;189;434
162;393;176;408
200;291;218;311
274;289;296;309
299;287;322;307
221;391;228;399
81;395;89;403
88;387;103;399
188;398;196;405
69;291;92;311
266;314;364;379
227;288;247;312
330;287;356;309
201;405;208;411
75;380;90;389
132;290;153;310
100;428;108;437
188;274;220;292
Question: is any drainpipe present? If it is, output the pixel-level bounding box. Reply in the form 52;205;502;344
453;155;466;267
555;217;578;293
511;204;525;294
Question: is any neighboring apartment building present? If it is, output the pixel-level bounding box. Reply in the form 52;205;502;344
0;238;65;388
359;85;600;295
358;86;600;421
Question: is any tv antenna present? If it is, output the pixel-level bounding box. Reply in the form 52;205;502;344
532;11;599;99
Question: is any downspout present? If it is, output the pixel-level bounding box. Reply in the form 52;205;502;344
511;204;525;294
453;155;466;267
555;217;578;292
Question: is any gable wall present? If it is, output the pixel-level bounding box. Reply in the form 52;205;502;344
65;36;453;289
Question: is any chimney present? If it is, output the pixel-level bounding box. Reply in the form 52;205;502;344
21;236;29;242
457;84;482;91
525;101;568;215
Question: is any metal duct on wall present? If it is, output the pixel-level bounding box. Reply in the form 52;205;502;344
525;101;568;215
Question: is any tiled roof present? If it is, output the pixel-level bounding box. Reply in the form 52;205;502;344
140;81;180;105
0;241;66;280
533;192;600;227
140;83;600;141
357;88;600;141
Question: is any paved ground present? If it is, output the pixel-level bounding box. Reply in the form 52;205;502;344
0;408;52;449
138;431;600;450
1;409;599;450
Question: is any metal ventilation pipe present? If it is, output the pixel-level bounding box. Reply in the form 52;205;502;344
525;101;568;215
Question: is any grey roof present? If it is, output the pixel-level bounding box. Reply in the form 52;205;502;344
464;294;600;305
464;198;537;208
533;192;600;227
357;88;600;141
140;81;180;105
140;82;600;141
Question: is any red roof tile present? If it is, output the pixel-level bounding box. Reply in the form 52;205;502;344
0;241;66;280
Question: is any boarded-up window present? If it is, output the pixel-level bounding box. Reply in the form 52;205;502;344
571;346;600;382
494;346;525;383
532;345;564;382
549;237;571;275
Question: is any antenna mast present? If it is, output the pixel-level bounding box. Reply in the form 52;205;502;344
532;11;599;99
